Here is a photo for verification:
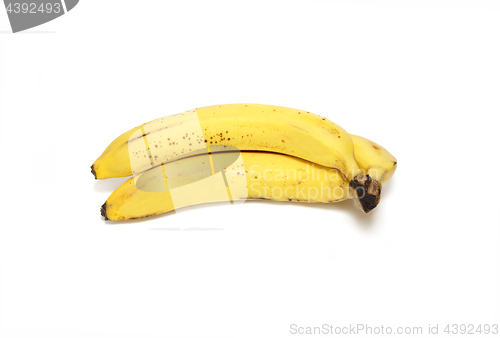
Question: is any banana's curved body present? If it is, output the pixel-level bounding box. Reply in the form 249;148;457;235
92;104;362;181
102;152;352;221
101;134;397;220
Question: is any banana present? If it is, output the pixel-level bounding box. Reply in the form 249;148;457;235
91;103;363;181
101;151;352;221
100;136;396;220
350;134;397;185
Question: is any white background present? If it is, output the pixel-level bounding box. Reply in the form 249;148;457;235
1;1;499;337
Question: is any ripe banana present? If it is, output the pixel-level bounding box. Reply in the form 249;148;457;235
91;103;362;181
101;136;396;220
350;134;397;185
102;151;351;221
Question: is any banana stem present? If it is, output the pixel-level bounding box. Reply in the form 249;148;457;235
349;174;382;213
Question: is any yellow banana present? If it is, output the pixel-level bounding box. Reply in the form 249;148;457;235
350;134;397;185
101;136;396;220
91;104;362;181
102;152;351;221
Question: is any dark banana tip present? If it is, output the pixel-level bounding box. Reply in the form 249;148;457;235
100;203;109;221
91;165;97;179
349;174;382;213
